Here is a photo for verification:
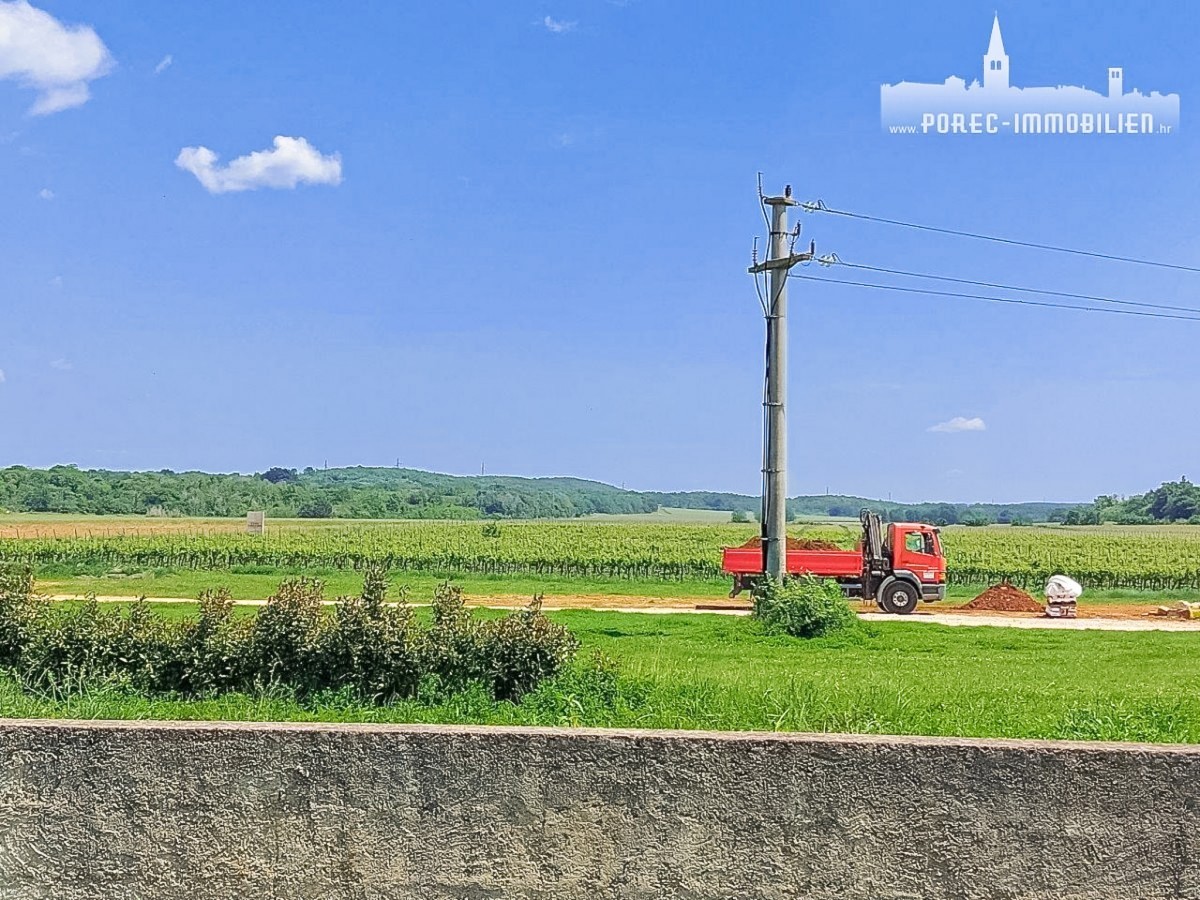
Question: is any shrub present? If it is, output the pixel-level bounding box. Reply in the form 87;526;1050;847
322;567;420;703
482;595;580;701
247;577;327;693
0;565;42;669
753;576;859;639
421;581;487;695
0;568;579;705
180;587;253;695
22;596;182;696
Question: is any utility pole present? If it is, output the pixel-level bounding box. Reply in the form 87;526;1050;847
749;183;814;582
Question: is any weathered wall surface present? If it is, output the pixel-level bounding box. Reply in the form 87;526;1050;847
0;721;1197;899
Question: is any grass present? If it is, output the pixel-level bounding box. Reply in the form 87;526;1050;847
6;605;1200;743
37;567;1200;606
36;568;732;602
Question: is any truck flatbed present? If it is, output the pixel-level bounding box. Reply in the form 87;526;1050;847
721;546;863;579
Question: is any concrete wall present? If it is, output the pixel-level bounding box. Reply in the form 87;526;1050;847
0;721;1198;899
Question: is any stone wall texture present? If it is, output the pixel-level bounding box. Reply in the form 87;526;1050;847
0;720;1197;899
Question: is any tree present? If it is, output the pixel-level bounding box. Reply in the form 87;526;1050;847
260;467;299;484
931;504;959;526
296;498;334;518
1064;506;1101;525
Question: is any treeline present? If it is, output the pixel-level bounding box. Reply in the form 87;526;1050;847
0;464;1087;523
0;466;659;520
1073;478;1200;525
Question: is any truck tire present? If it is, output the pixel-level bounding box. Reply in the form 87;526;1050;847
879;579;920;615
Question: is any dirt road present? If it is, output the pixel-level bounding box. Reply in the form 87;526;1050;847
45;592;1200;633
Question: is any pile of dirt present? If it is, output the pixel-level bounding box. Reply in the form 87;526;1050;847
963;582;1045;613
738;536;842;552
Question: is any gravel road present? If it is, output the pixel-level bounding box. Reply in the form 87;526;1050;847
48;594;1200;632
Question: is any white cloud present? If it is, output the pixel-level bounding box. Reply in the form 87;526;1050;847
0;1;113;115
543;16;576;33
0;368;6;383
175;135;343;194
154;54;172;75
38;187;53;200
50;358;71;370
928;416;986;434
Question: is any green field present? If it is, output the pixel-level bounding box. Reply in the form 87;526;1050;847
36;569;732;602
5;605;1199;744
6;515;1200;743
5;515;1200;594
35;570;1200;609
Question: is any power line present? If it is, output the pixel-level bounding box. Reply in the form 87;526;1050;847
801;199;1200;275
789;272;1200;322
818;258;1200;315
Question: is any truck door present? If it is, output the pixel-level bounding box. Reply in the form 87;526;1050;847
897;530;941;584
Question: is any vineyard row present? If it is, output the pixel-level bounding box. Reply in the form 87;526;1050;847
4;522;1200;591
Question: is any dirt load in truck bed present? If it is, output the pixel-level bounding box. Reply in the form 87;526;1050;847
738;536;844;552
963;582;1045;613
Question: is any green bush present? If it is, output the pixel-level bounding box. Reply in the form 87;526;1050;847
752;576;859;639
482;595;579;701
249;577;326;693
323;572;420;703
0;568;578;704
181;587;252;695
420;581;487;695
0;565;42;669
21;597;182;696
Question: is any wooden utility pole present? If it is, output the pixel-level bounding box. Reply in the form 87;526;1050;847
748;184;813;582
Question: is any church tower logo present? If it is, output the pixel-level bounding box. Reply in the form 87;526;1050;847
881;14;1179;136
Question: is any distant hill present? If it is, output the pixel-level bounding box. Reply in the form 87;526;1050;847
0;464;1081;523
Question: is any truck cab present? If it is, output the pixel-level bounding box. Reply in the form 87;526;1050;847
881;523;946;612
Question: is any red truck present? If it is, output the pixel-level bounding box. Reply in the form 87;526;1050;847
721;509;947;615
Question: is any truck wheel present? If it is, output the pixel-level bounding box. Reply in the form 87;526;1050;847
880;580;919;615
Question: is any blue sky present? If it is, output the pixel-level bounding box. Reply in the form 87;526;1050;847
2;0;1198;502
